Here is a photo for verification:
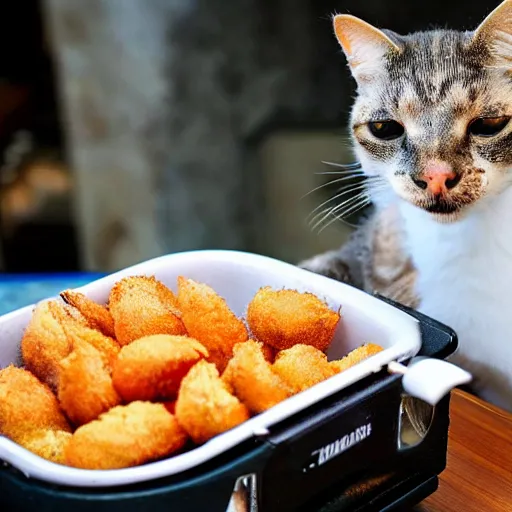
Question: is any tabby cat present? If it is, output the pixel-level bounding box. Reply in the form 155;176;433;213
300;0;512;412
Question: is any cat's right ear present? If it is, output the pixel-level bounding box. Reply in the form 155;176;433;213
333;14;400;82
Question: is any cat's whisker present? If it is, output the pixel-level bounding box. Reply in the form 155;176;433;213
333;198;370;224
315;170;365;176
310;191;368;230
336;218;361;229
336;196;371;218
308;182;369;213
330;191;370;216
320;161;362;170
307;183;369;221
316;196;371;233
307;178;384;227
311;206;357;233
301;175;367;199
332;176;383;194
309;192;365;228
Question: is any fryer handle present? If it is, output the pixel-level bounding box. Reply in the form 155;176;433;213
372;294;458;359
388;358;472;406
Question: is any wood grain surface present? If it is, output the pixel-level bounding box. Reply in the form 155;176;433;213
414;390;512;511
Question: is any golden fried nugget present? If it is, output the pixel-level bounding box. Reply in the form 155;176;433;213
65;401;188;470
0;366;71;443
61;290;116;338
58;342;121;426
17;429;72;465
113;334;208;402
247;287;340;352
273;344;336;393
330;343;384;373
109;276;186;346
177;277;248;372
61;319;120;368
223;341;292;414
176;360;250;444
21;300;87;391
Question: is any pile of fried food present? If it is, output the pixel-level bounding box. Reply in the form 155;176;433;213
0;275;382;470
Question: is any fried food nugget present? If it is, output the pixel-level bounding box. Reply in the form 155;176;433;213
17;429;72;465
65;401;188;470
61;319;120;368
109;276;186;346
177;277;248;372
330;343;384;373
61;290;116;338
176;360;250;444
58;342;121;426
0;366;71;443
21;300;87;391
222;341;292;414
247;287;340;352
112;334;208;402
273;344;336;393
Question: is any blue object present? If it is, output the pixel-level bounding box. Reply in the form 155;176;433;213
0;273;107;315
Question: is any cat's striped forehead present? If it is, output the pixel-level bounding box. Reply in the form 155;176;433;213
384;30;487;107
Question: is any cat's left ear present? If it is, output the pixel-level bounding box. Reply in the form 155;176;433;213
473;0;512;65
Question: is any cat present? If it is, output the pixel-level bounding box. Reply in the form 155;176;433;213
299;0;512;412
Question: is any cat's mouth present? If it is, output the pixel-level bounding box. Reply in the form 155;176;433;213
424;200;459;215
411;197;466;220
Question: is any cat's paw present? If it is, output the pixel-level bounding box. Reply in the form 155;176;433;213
298;253;351;283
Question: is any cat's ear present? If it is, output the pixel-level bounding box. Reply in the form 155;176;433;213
473;0;512;65
333;14;400;82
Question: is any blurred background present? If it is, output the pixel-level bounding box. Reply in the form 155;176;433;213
0;0;499;285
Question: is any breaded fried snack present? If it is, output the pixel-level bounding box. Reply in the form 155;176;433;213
0;366;71;442
17;429;72;465
21;300;86;391
61;290;116;338
65;401;188;469
330;343;383;373
62;319;120;368
223;341;291;413
58;342;121;426
273;344;336;393
176;360;250;444
247;287;340;352
177;277;248;372
109;276;187;346
113;334;208;402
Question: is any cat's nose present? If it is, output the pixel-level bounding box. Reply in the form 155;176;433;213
413;163;460;195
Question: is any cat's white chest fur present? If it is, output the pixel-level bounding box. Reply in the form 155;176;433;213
400;190;512;410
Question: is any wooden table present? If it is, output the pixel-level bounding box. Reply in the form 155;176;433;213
413;390;512;511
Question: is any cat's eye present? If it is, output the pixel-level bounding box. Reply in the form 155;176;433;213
368;120;405;141
468;116;510;137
